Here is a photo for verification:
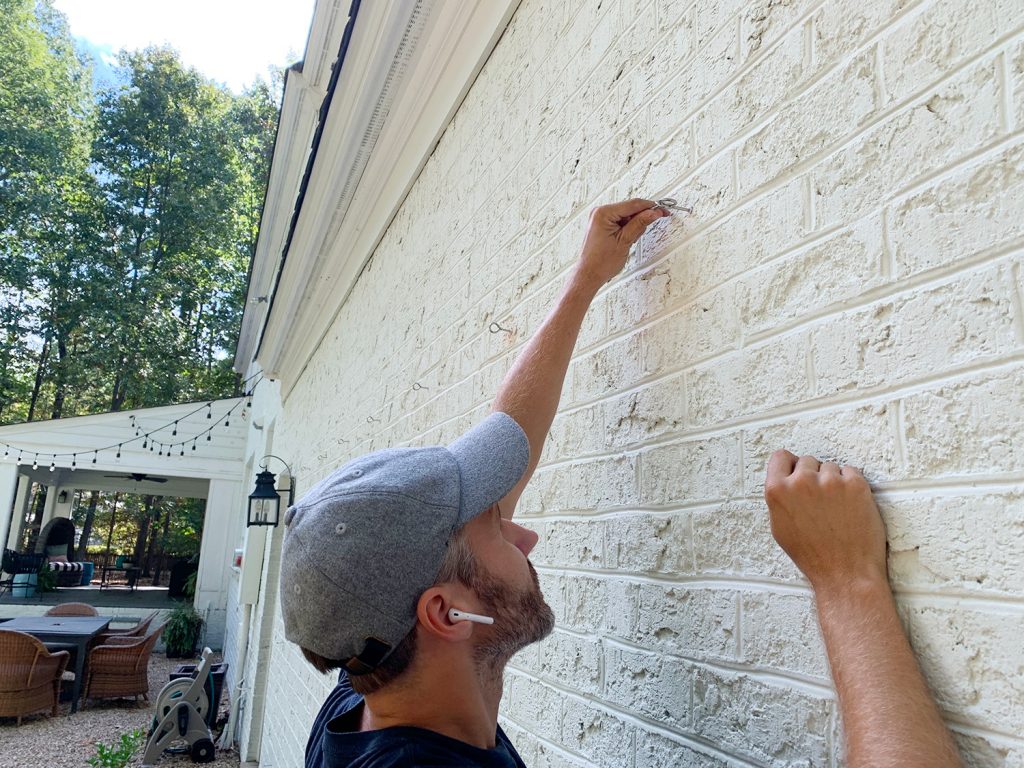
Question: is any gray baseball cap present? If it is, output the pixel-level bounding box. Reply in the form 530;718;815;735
280;411;529;673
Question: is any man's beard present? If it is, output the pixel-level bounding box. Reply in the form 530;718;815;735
471;560;555;672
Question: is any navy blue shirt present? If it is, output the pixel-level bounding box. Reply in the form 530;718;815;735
306;671;528;768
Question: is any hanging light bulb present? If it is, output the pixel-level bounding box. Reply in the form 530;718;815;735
224;416;230;428
71;455;77;471
92;451;98;464
116;444;122;459
143;437;148;449
246;392;252;408
172;421;178;436
3;445;8;458
16;450;23;464
206;403;212;419
49;456;56;472
179;446;185;456
206;433;211;442
32;454;39;470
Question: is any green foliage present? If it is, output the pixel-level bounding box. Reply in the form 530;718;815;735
36;560;57;592
0;3;280;425
184;569;197;598
164;603;204;657
86;728;145;768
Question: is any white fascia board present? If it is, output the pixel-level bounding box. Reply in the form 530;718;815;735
257;0;520;392
234;0;352;373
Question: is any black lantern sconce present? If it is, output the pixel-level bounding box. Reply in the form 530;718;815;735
247;455;294;527
57;490;68;504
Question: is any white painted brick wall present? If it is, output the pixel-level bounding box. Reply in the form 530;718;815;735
254;0;1024;765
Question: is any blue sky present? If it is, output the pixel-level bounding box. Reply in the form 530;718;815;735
54;0;317;93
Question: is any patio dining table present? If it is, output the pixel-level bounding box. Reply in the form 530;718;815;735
1;615;110;713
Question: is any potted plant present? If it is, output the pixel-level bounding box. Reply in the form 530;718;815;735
36;560;58;593
164;604;205;659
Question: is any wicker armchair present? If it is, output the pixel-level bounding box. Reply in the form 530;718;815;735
0;629;70;725
83;622;165;704
93;610;158;645
44;602;99;617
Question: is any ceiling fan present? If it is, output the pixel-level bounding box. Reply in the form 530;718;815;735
103;472;169;483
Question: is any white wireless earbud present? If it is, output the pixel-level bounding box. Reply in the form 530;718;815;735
448;608;494;625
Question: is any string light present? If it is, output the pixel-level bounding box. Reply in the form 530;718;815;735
2;390;258;468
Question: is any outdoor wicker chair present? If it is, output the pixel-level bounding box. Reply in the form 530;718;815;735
0;629;70;725
93;610;159;645
83;621;165;705
44;602;99;617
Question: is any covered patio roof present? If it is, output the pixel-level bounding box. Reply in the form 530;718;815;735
0;398;247;550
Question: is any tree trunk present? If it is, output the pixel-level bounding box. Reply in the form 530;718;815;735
132;494;154;567
75;490;99;561
27;334;51;422
151;503;172;586
50;335;68;420
104;492;120;566
25;485;47;550
142;497;162;575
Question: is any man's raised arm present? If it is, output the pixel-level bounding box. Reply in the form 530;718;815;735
764;450;962;768
492;199;668;518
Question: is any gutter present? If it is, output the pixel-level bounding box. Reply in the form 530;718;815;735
252;0;364;366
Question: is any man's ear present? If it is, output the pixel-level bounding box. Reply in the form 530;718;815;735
417;585;473;642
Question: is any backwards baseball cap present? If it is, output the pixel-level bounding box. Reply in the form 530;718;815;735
280;411;529;674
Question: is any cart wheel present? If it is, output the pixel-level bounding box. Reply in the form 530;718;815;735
190;738;216;763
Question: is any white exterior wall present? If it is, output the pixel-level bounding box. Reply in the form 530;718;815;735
252;0;1024;765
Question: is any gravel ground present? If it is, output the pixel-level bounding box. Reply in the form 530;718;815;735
0;653;239;768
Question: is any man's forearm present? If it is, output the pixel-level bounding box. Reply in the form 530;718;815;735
816;579;961;768
491;264;602;515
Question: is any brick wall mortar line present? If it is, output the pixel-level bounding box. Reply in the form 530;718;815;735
596;635;835;695
540;357;1024;464
533;563;1024;608
1009;259;1024;343
346;353;1024;484
947;722;1024;750
998;49;1014;134
503;668;771;768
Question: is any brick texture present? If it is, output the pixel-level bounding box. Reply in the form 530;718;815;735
249;0;1024;765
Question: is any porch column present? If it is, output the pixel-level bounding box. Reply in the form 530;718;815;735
195;478;242;649
0;463;18;554
53;485;74;520
5;473;31;551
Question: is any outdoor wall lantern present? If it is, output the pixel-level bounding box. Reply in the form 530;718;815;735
247;455;294;527
57;490;68;504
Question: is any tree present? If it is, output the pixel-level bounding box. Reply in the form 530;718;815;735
0;0;95;424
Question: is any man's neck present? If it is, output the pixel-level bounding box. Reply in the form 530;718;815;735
358;659;505;749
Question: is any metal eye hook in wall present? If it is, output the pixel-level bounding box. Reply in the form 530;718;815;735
489;321;511;334
412;382;428;391
366;415;380;424
653;197;693;214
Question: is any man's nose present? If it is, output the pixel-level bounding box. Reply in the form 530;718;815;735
512;522;539;557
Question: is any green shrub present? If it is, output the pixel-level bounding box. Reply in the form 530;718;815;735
164;603;204;657
36;562;57;592
86;728;144;768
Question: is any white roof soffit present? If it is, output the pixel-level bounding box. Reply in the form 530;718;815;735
235;0;354;372
246;0;520;393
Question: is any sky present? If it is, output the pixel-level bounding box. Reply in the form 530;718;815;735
53;0;318;93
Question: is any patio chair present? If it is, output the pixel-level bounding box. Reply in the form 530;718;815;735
44;602;99;617
83;621;166;705
94;610;159;645
0;549;46;596
0;629;70;725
